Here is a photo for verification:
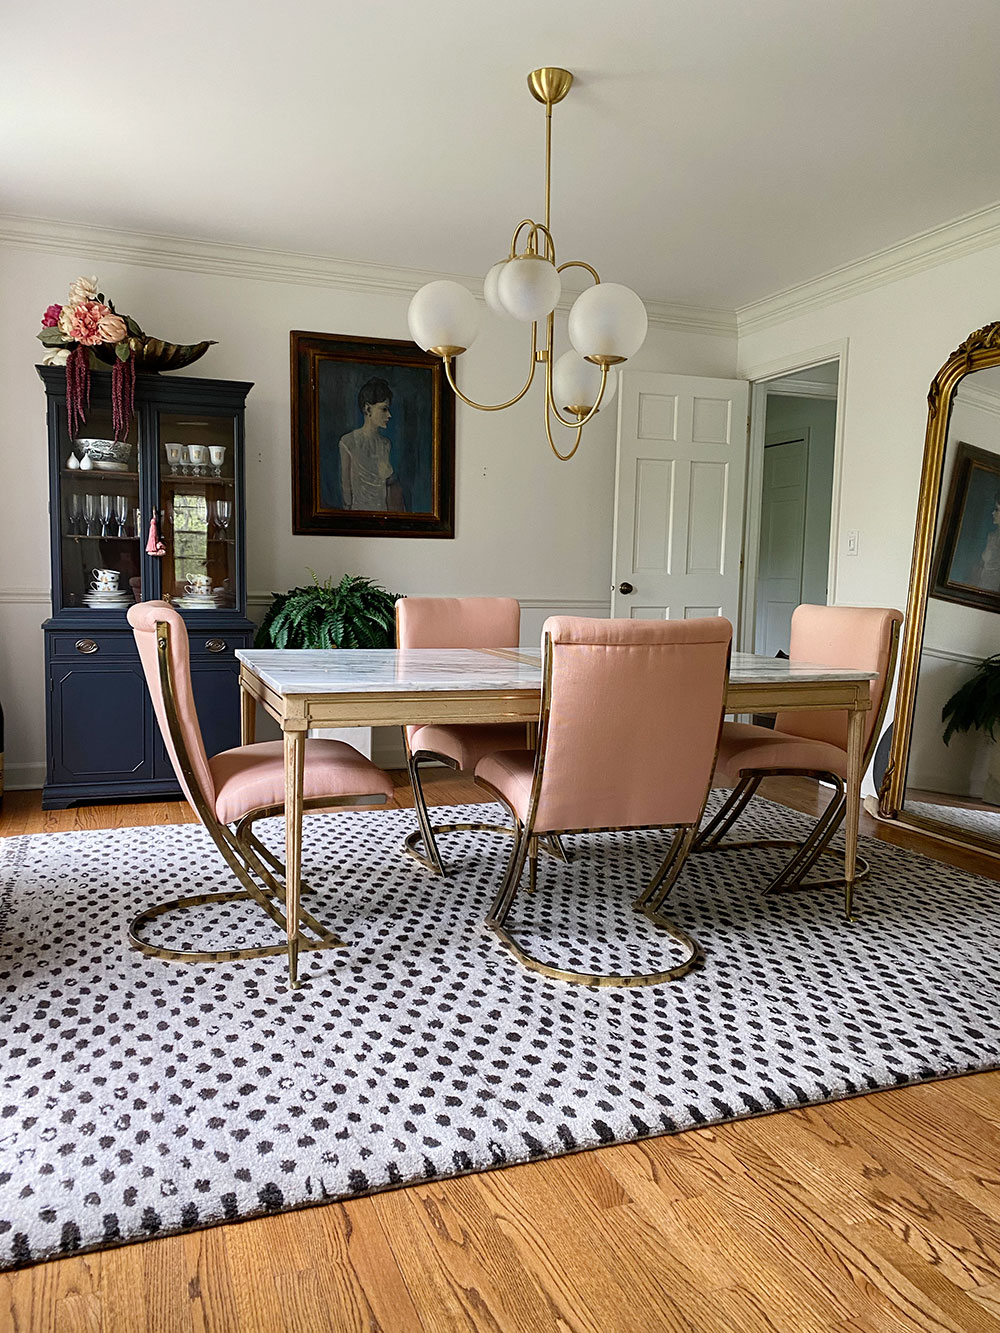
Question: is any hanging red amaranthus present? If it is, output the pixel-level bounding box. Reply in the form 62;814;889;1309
111;351;136;442
65;344;92;439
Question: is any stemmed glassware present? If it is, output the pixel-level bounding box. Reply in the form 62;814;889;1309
113;495;129;538
213;500;232;538
67;492;83;536
83;494;99;537
98;494;114;538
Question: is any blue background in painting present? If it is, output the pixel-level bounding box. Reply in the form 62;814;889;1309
948;463;1000;588
317;360;433;513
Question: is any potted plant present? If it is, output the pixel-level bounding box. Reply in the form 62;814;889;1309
942;652;1000;803
255;574;400;649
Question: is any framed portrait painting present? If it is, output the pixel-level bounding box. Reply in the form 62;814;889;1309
290;331;455;538
931;440;1000;613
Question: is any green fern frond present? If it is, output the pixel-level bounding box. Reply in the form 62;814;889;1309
255;573;401;650
942;653;1000;744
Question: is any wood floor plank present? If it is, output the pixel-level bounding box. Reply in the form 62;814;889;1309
3;779;1000;1332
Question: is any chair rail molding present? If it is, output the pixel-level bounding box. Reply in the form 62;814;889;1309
0;213;734;337
0;587;50;604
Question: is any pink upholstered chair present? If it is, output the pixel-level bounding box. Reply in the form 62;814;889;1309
128;601;395;986
396;596;529;873
696;603;902;916
474;615;733;986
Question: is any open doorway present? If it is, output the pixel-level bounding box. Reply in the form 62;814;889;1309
742;359;841;655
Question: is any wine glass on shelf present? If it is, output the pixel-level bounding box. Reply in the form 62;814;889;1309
98;494;114;538
213;499;232;539
66;492;83;536
83;494;99;537
113;495;129;538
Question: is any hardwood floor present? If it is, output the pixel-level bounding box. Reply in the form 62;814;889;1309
2;774;999;1333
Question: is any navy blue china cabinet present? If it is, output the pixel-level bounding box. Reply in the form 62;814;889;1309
39;366;256;808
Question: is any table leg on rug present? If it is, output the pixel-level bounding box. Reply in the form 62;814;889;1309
240;677;256;745
283;725;306;988
844;700;867;921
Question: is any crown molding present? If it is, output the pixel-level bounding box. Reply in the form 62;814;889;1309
956;381;1000;419
737;201;1000;336
763;376;838;399
0;213;735;338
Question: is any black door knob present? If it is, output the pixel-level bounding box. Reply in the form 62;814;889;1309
618;581;635;595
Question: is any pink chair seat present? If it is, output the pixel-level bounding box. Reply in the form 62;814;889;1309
474;748;535;822
209;739;395;825
713;722;849;789
408;723;529;772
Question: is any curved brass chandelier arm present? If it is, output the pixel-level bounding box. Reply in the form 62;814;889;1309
511;219;556;262
544;399;584;461
557;258;601;285
442;324;538;412
543;311;609;430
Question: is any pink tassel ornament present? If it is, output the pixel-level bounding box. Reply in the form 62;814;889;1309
145;512;166;556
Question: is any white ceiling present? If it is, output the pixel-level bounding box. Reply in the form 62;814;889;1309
4;0;1000;311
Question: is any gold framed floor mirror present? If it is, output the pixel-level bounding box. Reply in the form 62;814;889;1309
874;322;1000;864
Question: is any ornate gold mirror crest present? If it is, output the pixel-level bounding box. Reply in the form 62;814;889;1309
876;320;1000;863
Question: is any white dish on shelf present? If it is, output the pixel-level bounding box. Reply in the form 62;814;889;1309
85;594;131;603
174;596;217;609
93;460;130;472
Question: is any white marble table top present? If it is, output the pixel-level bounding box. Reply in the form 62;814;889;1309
237;646;875;697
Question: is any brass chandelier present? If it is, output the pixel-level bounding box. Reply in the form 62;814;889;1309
407;67;648;461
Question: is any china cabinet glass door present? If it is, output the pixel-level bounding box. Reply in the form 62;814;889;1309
58;404;141;612
155;411;238;611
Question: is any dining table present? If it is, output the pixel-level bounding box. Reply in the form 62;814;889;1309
236;645;875;986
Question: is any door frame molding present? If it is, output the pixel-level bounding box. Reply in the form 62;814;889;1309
739;339;848;652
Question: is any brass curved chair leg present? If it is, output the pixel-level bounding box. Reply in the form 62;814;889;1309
484;912;699;988
695;770;864;918
486;816;700;987
693;775;761;850
405;748;448;874
128;890;347;964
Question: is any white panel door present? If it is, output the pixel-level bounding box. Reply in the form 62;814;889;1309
754;436;808;656
611;372;750;623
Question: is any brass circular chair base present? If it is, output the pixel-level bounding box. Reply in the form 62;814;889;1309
128;889;348;965
485;911;700;988
402;821;514;874
696;836;871;918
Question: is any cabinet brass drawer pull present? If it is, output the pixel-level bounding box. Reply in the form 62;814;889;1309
75;638;99;655
205;639;227;654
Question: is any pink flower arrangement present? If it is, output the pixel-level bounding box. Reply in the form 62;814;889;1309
37;276;141;440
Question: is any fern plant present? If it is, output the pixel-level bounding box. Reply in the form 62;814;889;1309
942;653;1000;744
255;574;400;649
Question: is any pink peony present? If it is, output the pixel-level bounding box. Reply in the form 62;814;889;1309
64;300;112;347
97;312;127;344
41;303;63;328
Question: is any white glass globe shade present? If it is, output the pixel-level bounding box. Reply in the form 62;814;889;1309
497;255;562;323
568;283;648;362
483;261;510;317
407;280;480;353
552;350;617;414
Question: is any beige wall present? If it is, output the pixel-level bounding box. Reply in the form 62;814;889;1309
0;229;737;785
739;248;1000;612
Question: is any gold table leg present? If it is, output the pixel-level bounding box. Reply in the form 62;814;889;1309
844;702;866;920
240;680;256;745
284;726;306;987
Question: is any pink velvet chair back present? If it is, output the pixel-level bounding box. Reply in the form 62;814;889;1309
530;616;732;834
774;604;902;755
128;601;216;815
395;597;520;650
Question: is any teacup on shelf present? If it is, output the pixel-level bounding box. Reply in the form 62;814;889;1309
185;575;212;597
